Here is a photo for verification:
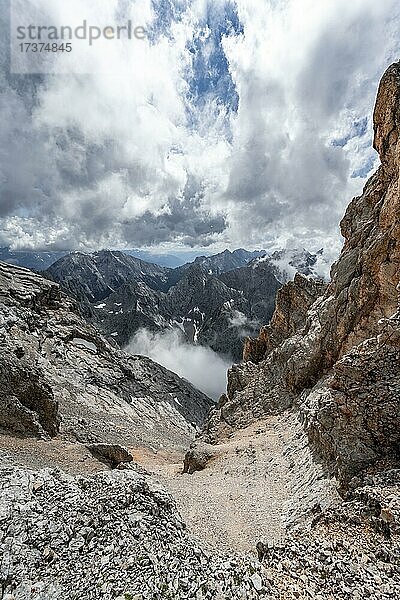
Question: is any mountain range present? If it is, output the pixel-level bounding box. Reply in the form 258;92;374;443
0;61;399;600
0;247;67;271
43;247;322;359
0;246;263;271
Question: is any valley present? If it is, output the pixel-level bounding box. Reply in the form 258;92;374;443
41;247;321;362
0;61;400;600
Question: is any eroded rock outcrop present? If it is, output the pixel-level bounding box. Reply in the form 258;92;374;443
0;261;213;452
243;273;326;364
86;443;134;468
0;349;59;438
183;441;220;474
302;305;400;483
0;266;62;438
200;62;400;484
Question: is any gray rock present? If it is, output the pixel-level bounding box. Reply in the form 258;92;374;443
183;442;218;474
0;260;213;453
86;443;133;468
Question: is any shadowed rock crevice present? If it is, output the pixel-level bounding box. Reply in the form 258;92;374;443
0;345;59;438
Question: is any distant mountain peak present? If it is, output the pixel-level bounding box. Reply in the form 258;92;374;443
252;248;327;282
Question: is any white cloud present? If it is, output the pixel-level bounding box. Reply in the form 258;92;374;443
126;327;231;399
1;0;400;256
220;0;400;249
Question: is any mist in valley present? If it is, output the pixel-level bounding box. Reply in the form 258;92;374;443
127;328;232;400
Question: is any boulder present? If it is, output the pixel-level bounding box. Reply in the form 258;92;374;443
86;443;133;468
183;442;218;474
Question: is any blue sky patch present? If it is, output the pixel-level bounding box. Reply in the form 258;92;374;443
186;1;242;113
351;155;375;178
332;116;368;147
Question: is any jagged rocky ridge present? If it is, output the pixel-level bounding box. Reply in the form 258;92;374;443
198;61;400;486
0;261;212;450
44;248;321;359
243;273;327;363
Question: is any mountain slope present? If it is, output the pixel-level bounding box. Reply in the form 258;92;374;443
45;250;283;359
219;259;282;323
165;263;256;357
87;262;269;358
44;247;323;361
45;249;171;299
0;247;67;270
0;261;212;452
91;281;171;346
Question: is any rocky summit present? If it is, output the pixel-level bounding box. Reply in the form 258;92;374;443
1;63;400;600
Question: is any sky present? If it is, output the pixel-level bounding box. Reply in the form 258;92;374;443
1;0;400;265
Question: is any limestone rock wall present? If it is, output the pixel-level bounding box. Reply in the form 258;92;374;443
204;62;400;483
243;273;326;364
0;261;213;451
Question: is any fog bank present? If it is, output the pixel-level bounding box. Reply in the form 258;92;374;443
126;328;232;400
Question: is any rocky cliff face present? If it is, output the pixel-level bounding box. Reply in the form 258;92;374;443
200;62;400;484
303;305;400;482
243;273;326;363
0;261;212;451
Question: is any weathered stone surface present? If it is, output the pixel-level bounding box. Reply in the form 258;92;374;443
0;467;267;600
0;346;59;438
86;443;133;468
0;261;213;452
0;466;399;599
302;308;400;482
183;442;218;474
243;273;326;363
